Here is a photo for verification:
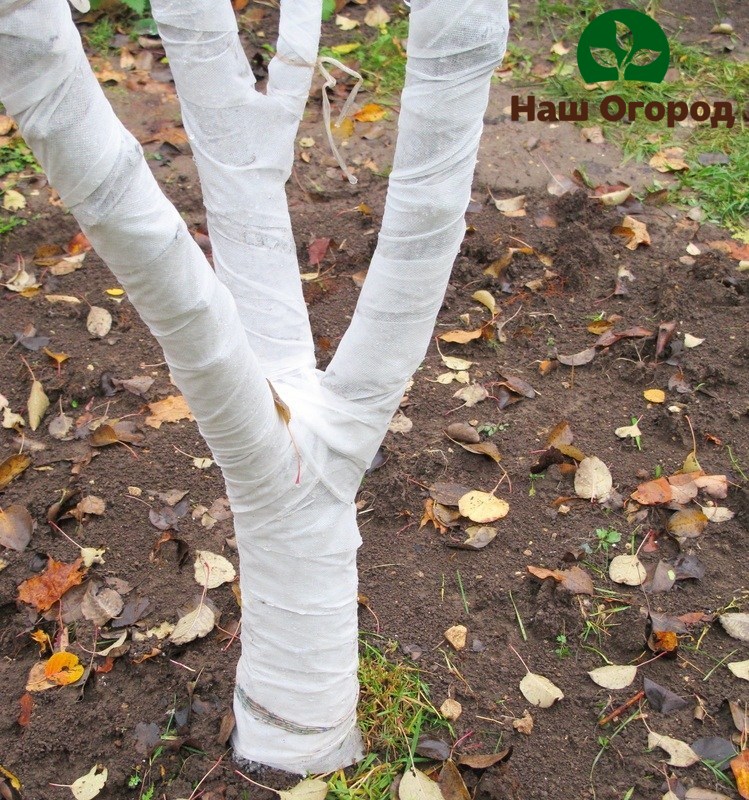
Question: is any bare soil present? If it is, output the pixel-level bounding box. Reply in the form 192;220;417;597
1;3;747;800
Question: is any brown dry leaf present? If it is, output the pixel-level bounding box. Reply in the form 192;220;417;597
28;380;49;431
513;709;534;735
587;319;614;335
76;496;106;516
439;328;484;344
649;147;689;173
612;216;651;250
17;692;34;727
493;194;526;217
632;477;673;505
453;526;497;550
557;347;597;366
437;761;470;800
527;565;594;595
26;661;56;692
444;624;467;651
44;651;84;685
667;508;709;539
81;585;124;626
445;422;480;444
145;395;195;429
547;421;574;448
89;424;120;447
429;482;473;507
455;440;502;464
730;750;749;800
268;380;291;425
456;748;512;769
17;557;86;611
692;474;728;499
667;473;699;505
0;504;33;551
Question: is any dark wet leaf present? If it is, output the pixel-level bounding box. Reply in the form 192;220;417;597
14;329;50;351
217;709;235;745
531;446;569;474
656;321;676;359
728;700;747;734
365;447;387;474
456;746;512;769
643;677;689;714
445;423;480;444
308;237;332;266
646;610;689;634
0;504;33;551
672;553;705;581
134;721;161;756
149;498;189;531
498;375;536;398
697;152;730;166
151;531;190;567
100;372;118;397
595;326;653;347
416;736;451;761
557;347;596;366
645;560;676;594
111;595;153;628
690;736;736;767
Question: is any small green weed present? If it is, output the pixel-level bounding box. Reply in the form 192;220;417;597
0;140;39;178
555;631;571;658
593;527;622;555
86;17;114;54
477;421;509;437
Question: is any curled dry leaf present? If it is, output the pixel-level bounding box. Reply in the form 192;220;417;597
193;550;236;589
458;491;509;524
81;585;124;627
615;421;641;440
388;411;413;434
454;526;497;550
438;759;471;800
471;289;497;314
399;768;444;800
445;422;480;444
719;613;749;643
613;215;651;250
86;306;112;338
512;710;534;735
667;508;708;539
455;747;512;769
520;672;564;708
429;482;473;507
588;664;637;690
0;504;33;551
609;554;646;586
632;476;672;505
574;456;612;501
444;624;467;651
17;557;86;611
557;347;597;366
647;732;700;767
28;380;49;431
455;440;501;464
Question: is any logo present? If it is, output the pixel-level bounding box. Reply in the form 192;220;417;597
577;9;670;84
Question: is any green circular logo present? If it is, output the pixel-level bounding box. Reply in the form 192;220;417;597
577;9;670;84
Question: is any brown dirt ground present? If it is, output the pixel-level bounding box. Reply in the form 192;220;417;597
1;3;748;800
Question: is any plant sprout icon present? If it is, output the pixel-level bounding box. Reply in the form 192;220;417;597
577;9;670;84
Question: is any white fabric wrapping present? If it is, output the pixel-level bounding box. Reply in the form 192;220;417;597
0;0;507;774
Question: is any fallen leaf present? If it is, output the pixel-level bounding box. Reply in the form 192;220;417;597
684;333;704;348
194;550;236;589
363;4;390;26
612;216;651;250
438;760;470;800
649;147;689;172
520;672;564;708
86;306;112;338
667;508;708;539
455;440;502;464
719;614;749;643
728;700;748;734
609;554;646;586
445;423;479;444
145;395;194;428
598;185;632;206
513;709;534;735
471;289;497;314
632;477;673;505
453;526;497;550
17;557;86;611
81;585;124;626
440;698;462;721
278;777;329;800
0;504;33;551
44;651;84;685
493;194;526;217
615;421;641;440
441;355;473;371
557;347;597;366
17;692;34;726
28;380;49;431
644;389;666;403
439;328;484;344
728;661;749;681
643;678;689;714
574;456;612;500
730;750;749;800
170;601;216;645
444;624;467;651
2;188;25;211
453;384;488;407
458;491;509;524
455;748;512;769
335;13;359;30
70;765;108;800
647;732;700;767
692;474;728;498
353;103;386;122
4;265;39;292
588;664;637;690
702;506;734;522
388;411;413;434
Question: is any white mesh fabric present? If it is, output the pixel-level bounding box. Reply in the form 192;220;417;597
0;0;508;774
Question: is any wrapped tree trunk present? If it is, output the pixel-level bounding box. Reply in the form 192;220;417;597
0;0;508;774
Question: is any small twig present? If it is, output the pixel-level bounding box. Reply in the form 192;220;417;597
598;690;645;726
508;591;527;642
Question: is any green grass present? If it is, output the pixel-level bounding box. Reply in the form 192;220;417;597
320;18;409;97
531;37;749;235
325;638;448;800
85;17;115;54
0;139;38;235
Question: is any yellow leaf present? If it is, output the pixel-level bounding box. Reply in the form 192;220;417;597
105;288;125;297
3;188;26;211
44;651;84;685
471;289;496;315
43;347;69;366
330;42;360;55
330;116;355;140
438;328;483;344
145;395;194;429
458;491;509;523
0;764;21;791
643;388;665;404
353;103;386;123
